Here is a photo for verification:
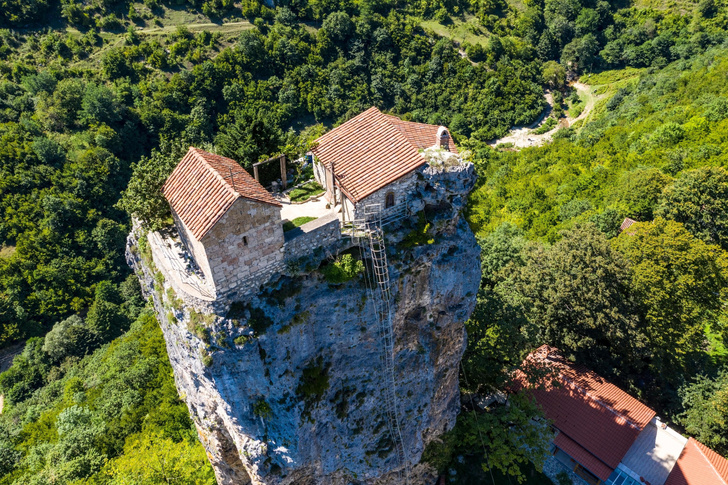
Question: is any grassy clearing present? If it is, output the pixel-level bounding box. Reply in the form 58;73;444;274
288;181;324;203
580;68;644;121
420;15;489;47
632;0;697;14
283;216;318;232
582;67;645;86
139;20;254;35
0;245;16;259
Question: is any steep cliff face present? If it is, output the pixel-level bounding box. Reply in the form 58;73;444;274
127;165;480;485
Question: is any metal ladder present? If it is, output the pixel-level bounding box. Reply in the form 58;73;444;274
359;207;411;483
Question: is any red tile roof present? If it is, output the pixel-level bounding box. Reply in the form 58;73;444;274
666;438;728;485
620;217;637;233
554;432;614;481
162;147;281;240
515;346;656;472
311;107;457;203
382;114;459;154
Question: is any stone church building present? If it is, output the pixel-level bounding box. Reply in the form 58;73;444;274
311;106;458;223
162;147;284;298
156;109;461;304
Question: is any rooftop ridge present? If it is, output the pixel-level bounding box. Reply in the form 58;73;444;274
189;147;240;199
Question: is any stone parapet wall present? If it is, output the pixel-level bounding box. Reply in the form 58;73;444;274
283;213;341;262
199;214;344;304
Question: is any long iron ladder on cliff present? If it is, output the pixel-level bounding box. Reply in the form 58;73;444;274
359;205;411;484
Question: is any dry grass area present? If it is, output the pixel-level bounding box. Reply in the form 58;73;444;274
0;245;16;259
632;0;697;14
420;15;490;47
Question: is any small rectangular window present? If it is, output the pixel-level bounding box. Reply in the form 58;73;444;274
243;236;248;246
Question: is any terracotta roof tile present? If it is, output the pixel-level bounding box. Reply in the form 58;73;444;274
666;438;728;485
553;432;614;481
162;147;281;240
515;346;656;471
311;107;457;203
382;114;459;154
621;218;638;233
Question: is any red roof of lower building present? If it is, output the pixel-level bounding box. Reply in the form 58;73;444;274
554;432;614;481
162;147;281;240
515;346;656;473
666;438;728;485
311;107;457;203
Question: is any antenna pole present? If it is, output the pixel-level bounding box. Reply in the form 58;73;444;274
228;168;236;191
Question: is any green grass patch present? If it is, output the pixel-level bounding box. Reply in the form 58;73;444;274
283;216;318;232
288;182;324;203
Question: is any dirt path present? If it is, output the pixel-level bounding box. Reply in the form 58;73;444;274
138;20;254;35
490;81;599;149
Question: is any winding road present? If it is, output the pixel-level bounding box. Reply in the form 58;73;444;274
491;81;599;149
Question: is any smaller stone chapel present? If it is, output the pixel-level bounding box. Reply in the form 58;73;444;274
162;148;285;297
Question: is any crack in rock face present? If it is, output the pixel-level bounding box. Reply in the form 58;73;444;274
127;165;480;485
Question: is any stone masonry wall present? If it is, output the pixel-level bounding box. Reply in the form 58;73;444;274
202;198;284;298
283;213;341;262
352;171;418;221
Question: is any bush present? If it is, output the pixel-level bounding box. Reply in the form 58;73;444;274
534;117;557;135
252;398;272;418
200;349;213;367
401;212;434;247
321;253;364;284
556;470;572;485
98;14;123;32
296;356;329;415
42;315;92;363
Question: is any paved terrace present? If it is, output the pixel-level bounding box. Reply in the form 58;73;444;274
275;194;338;223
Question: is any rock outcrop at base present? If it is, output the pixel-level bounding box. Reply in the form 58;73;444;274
126;164;480;485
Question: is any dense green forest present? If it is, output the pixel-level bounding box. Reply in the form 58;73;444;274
1;0;728;482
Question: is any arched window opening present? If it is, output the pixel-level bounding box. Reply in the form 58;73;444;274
437;126;451;151
385;192;395;209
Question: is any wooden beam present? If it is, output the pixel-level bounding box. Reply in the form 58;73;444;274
280;156;287;189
